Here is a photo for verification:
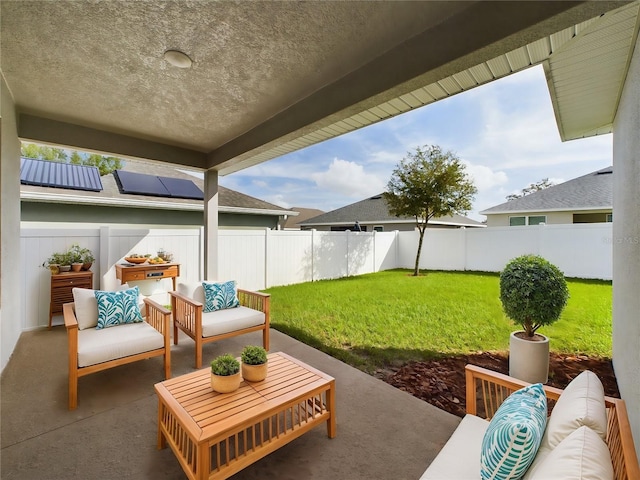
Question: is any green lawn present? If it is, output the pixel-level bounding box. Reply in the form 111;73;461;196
265;269;613;373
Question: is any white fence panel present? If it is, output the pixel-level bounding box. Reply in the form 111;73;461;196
374;231;398;271
267;230;314;287
313;231;349;280
420;228;467;271
218;230;266;291
348;232;375;277
466;227;540;273
539;224;612;280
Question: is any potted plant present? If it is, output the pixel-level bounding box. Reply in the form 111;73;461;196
241;345;268;382
210;354;241;393
67;244;84;272
500;254;569;383
42;252;67;274
81;249;95;270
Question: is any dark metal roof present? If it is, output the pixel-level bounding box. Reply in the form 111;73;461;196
480;166;613;215
20;157;102;192
300;194;484;227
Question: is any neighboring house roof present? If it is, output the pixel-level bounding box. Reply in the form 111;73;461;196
480;166;613;215
19;158;296;217
283;208;325;229
300;194;484;228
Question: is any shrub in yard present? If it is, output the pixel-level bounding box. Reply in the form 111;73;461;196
499;255;569;338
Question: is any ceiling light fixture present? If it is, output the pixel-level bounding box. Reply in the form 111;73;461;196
163;49;192;69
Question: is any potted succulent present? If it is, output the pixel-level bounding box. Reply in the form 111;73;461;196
241;345;268;382
500;254;569;383
81;249;95;271
210;354;241;393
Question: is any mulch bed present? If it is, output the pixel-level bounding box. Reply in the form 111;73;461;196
377;352;620;418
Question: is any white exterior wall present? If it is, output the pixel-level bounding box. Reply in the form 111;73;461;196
487;211;584;227
612;34;640;458
1;77;22;371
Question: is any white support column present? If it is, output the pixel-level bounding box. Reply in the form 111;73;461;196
612;35;640;457
203;170;219;281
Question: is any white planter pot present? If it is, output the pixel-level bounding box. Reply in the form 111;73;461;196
509;331;550;384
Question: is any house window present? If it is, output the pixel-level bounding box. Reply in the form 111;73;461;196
509;215;546;226
606;213;613;222
373;225;384;232
528;216;546;226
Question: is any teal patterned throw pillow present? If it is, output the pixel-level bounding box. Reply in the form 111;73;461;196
480;383;547;480
202;280;239;313
95;287;143;329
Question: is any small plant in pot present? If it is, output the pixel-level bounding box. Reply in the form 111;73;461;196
42;252;67;274
210;354;241;393
241;345;268;382
68;244;84;272
500;254;569;384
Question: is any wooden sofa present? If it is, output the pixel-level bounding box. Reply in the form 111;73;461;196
170;282;270;368
421;364;639;480
64;297;171;410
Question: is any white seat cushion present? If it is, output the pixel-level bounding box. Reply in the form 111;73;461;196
420;414;489;479
77;322;164;367
202;306;265;338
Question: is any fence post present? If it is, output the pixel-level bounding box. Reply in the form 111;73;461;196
99;226;110;289
311;229;316;282
264;228;270;289
346;230;350;277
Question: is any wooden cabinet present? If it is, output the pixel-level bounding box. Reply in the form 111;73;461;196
115;263;180;291
50;271;93;329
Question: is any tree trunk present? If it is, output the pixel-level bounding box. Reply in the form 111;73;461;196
414;227;426;276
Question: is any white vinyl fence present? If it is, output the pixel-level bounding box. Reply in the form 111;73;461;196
21;223;612;330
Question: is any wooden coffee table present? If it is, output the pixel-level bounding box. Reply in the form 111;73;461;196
155;352;336;480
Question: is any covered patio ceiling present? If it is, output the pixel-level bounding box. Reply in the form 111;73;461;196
2;1;636;176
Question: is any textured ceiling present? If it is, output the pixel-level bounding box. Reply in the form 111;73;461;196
2;1;635;174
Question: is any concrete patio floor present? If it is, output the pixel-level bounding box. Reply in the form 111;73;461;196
1;326;460;479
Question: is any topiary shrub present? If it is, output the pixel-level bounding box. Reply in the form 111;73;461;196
499;254;569;338
241;345;268;365
210;354;240;376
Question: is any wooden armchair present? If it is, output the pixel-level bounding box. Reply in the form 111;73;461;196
64;297;171;410
170;282;270;368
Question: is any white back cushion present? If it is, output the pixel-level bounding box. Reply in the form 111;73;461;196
177;282;206;304
73;286;145;330
543;370;607;449
525;426;613;480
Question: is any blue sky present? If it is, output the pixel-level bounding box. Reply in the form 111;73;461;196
221;65;613;221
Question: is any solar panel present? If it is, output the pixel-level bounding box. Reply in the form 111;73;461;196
20;158;103;192
114;170;171;197
159;177;204;200
114;170;204;200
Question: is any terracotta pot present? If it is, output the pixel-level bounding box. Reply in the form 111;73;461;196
242;362;268;382
210;372;241;393
71;263;83;272
509;331;549;383
82;262;93;271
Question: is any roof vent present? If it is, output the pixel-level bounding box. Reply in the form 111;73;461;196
370;195;382;200
596;167;613;175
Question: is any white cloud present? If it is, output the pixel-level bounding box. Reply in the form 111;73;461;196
311;158;386;198
263;194;291;209
462;161;508;191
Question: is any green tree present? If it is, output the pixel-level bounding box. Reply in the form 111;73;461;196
506;178;554;201
75;153;123;176
22;143;123;175
384;145;477;276
21;143;67;162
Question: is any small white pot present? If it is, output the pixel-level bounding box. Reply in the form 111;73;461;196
509;331;550;384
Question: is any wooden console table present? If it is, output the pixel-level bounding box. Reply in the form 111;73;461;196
115;262;180;291
155;352;336;480
50;271;93;329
